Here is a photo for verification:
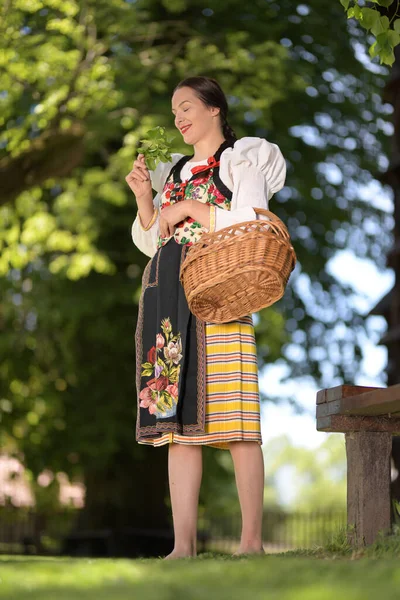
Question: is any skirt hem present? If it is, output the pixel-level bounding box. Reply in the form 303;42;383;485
137;432;263;451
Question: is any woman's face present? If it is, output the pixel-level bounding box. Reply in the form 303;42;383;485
171;86;220;145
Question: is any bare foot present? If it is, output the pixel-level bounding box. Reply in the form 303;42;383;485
163;549;196;560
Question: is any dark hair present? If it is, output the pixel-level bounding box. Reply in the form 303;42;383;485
174;76;237;144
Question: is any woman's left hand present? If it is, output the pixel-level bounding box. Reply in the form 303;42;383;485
159;202;190;239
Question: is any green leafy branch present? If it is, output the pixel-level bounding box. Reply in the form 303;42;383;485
340;0;400;65
137;126;175;171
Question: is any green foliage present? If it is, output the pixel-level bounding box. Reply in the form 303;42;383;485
264;434;346;511
321;524;353;555
137;126;175;170
287;526;400;560
340;0;400;65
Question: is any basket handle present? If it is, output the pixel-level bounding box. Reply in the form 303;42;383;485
253;208;291;241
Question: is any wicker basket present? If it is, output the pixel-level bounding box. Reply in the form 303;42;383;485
179;208;296;323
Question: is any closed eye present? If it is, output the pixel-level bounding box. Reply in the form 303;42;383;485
172;103;192;115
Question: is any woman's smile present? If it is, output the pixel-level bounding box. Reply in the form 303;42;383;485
180;124;192;135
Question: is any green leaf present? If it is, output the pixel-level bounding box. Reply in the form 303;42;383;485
141;368;153;377
376;0;394;7
369;41;379;58
387;29;400;48
146;128;160;140
380;15;390;28
340;0;350;8
370;31;397;64
147;157;157;170
142;362;154;369
346;5;361;19
162;392;173;408
360;7;380;30
138;126;174;170
169;367;179;383
157;357;168;375
371;15;390;36
376;31;392;49
380;48;395;65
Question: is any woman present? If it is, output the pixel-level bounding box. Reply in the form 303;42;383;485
126;76;286;559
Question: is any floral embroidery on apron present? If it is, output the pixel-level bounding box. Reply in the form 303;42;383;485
139;317;182;417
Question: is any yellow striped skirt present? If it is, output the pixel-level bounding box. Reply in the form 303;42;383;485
138;315;262;450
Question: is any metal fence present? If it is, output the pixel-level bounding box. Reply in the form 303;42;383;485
200;508;347;554
0;506;347;556
0;506;79;555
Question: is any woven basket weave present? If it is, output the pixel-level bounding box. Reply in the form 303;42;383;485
179;208;296;323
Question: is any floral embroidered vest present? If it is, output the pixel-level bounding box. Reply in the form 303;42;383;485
157;140;233;248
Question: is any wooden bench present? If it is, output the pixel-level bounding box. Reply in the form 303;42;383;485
316;384;400;547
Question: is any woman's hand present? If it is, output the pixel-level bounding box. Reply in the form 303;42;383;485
160;202;189;239
125;154;152;199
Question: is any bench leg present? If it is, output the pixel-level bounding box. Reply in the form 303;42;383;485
345;431;392;547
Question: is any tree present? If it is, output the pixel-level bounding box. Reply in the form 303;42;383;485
0;0;392;536
264;434;346;511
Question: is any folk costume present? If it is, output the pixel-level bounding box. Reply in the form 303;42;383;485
132;137;286;450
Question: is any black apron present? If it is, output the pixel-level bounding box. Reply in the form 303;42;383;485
135;141;233;443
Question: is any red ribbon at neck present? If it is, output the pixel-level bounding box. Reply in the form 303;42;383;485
191;156;220;176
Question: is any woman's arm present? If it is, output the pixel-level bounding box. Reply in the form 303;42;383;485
131;193;161;257
184;200;213;230
214;137;286;231
157;200;214;236
182;197;256;234
130;153;184;257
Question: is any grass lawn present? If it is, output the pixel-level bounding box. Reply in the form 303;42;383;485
2;534;400;600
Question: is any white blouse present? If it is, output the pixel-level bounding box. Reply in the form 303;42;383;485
131;136;286;258
180;158;208;181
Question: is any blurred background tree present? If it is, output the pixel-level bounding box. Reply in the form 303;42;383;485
0;0;392;536
264;434;346;511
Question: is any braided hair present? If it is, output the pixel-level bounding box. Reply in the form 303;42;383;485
174;76;237;145
222;121;237;145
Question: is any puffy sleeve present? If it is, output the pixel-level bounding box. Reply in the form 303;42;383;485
131;153;184;257
213;137;286;231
